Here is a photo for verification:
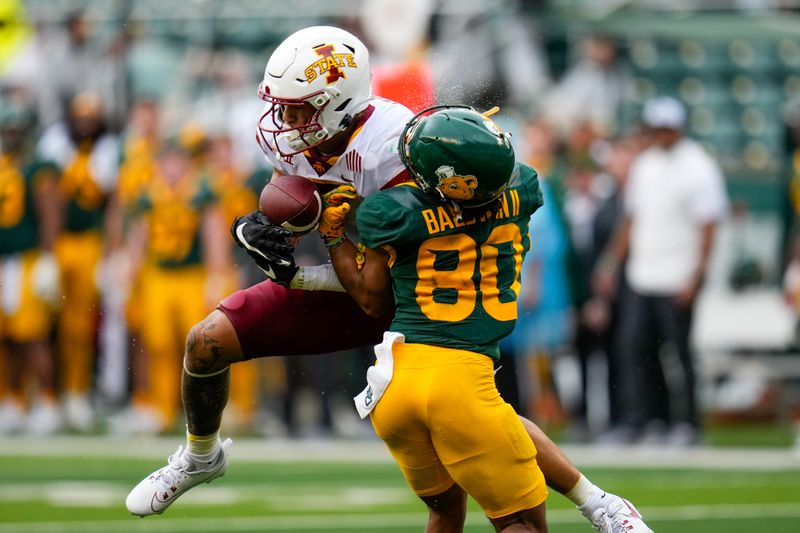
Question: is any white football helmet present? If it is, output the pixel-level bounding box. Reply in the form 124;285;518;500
257;26;372;159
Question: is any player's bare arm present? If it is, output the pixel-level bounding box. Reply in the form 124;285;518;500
314;182;393;315
328;241;393;317
33;166;62;254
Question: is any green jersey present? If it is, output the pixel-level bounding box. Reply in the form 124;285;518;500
0;155;59;255
357;163;543;360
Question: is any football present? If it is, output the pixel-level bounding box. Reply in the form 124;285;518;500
258;174;323;235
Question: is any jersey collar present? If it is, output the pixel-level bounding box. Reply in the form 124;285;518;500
303;104;375;176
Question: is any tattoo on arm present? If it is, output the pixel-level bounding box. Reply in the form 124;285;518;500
186;327;197;355
197;320;224;365
202;322;219;350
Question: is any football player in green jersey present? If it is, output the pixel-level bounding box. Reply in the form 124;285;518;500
319;106;653;533
0;102;63;435
326;105;547;531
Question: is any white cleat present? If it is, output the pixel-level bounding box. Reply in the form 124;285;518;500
126;438;232;516
588;495;654;533
26;400;63;436
64;393;94;432
0;400;25;435
107;406;166;437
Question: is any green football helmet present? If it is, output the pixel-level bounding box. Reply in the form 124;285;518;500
399;105;515;209
0;102;36;154
0;101;35;132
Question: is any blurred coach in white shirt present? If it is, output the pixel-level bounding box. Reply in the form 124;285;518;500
594;96;728;445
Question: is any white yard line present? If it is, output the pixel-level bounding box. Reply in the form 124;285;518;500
0;503;799;533
0;436;798;470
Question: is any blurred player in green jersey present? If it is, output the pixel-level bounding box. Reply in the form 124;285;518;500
0;102;62;435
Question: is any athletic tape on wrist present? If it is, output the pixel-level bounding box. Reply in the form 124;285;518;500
292;264;346;292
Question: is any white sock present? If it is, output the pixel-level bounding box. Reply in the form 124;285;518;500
566;474;606;512
185;429;221;464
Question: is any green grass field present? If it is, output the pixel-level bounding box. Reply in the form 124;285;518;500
1;437;799;533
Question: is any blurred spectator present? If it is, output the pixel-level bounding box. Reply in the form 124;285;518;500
427;0;550;111
0;3;60;129
580;136;639;436
726;201;765;291
561;163;604;436
784;237;800;345
594;97;728;445
0;101;62;435
38;92;119;432
784;103;800;266
124;25;183;111
42;9;123;126
179;49;264;174
542;34;633;137
519;116;561;179
361;0;436;112
502;173;572;428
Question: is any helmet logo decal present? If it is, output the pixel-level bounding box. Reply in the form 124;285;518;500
435;165;478;201
305;44;357;84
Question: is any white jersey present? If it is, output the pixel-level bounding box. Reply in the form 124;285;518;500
624;137;727;294
262;97;413;198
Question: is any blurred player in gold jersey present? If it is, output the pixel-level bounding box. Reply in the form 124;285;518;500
0;101;62;435
37;92;119;431
207;135;267;433
105;99;161;431
125;138;229;432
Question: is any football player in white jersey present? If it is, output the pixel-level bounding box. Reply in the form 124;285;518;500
127;25;652;533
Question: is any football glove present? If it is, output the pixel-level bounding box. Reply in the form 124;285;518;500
231;211;298;285
355;242;367;271
318;203;351;242
321;184;358;207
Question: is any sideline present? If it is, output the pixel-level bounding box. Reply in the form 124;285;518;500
0;436;797;470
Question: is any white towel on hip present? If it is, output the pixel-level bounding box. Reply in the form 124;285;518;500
0;255;23;315
353;331;405;419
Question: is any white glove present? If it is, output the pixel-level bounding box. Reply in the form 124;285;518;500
31;252;62;305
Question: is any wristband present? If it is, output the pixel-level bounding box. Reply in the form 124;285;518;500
324;236;346;249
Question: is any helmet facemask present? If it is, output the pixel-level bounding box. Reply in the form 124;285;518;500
257;82;339;158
